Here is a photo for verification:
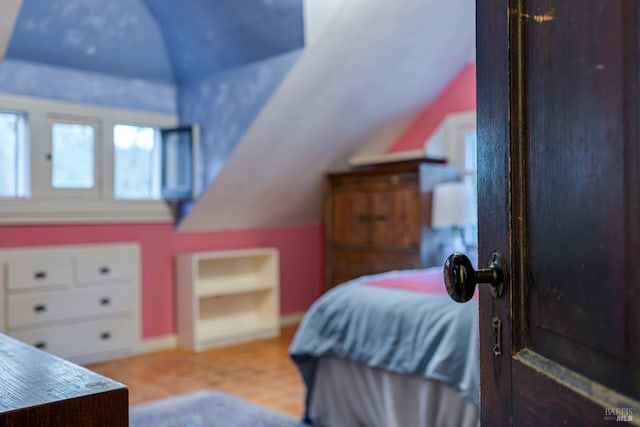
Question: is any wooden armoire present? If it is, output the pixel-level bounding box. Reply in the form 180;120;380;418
324;159;458;289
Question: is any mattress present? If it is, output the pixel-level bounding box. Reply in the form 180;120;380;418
309;357;479;427
290;268;480;425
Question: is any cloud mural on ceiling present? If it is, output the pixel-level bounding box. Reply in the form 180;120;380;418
5;0;304;84
142;0;303;83
7;0;174;83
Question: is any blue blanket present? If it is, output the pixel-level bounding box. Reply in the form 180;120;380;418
289;271;479;415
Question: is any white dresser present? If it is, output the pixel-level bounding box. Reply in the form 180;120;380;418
0;243;141;364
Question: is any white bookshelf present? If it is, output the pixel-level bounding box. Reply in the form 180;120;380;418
176;248;280;351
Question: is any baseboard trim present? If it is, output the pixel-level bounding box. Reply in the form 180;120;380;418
134;312;305;356
280;311;305;327
136;334;178;354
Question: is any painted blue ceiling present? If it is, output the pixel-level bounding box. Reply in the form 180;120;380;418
143;0;304;83
6;0;304;84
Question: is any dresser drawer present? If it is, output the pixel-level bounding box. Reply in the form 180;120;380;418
331;172;419;190
6;285;131;329
10;316;133;360
6;258;73;291
76;252;132;285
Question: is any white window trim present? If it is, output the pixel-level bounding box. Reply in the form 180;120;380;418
41;114;101;198
0;93;177;224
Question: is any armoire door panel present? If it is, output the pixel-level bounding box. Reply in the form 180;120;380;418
331;192;370;246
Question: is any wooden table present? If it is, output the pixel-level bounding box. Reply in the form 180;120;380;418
0;333;128;426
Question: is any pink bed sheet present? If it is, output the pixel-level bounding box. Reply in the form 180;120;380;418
361;267;478;299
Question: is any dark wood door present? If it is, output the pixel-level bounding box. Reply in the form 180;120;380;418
477;0;640;425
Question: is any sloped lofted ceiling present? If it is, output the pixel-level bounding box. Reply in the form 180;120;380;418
5;0;303;84
179;0;475;231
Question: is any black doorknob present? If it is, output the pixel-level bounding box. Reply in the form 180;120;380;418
444;252;507;302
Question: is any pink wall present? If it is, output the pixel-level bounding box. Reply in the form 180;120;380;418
0;223;324;338
386;62;476;153
0;63;474;342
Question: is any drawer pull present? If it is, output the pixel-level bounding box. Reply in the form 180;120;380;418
400;175;418;183
34;271;47;280
99;297;111;306
358;215;387;222
99;266;111;275
100;332;111;340
33;304;47;313
34;341;47;349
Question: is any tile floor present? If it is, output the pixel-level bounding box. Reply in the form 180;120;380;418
86;325;305;418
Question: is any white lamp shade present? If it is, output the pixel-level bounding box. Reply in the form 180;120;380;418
431;181;477;228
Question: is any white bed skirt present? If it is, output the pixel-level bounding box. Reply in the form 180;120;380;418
308;357;480;427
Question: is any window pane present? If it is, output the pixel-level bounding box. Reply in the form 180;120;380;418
113;124;160;200
464;130;477;174
160;125;198;200
163;130;191;188
0;111;28;198
463;129;478;250
52;123;95;189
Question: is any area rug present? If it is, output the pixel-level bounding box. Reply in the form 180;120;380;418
130;390;301;427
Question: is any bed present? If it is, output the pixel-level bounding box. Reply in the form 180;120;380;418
289;267;480;427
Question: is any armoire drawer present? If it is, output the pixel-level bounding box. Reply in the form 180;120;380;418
331;249;421;277
331;172;419;190
6;285;131;329
5;257;73;291
9;316;132;360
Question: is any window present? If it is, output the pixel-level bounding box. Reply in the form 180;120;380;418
160;125;199;200
463;129;478;210
0;93;179;223
51;122;96;189
443;111;478;257
0;110;28;198
464;129;477;176
113;123;199;201
40;115;101;199
462;128;478;251
113;124;161;200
